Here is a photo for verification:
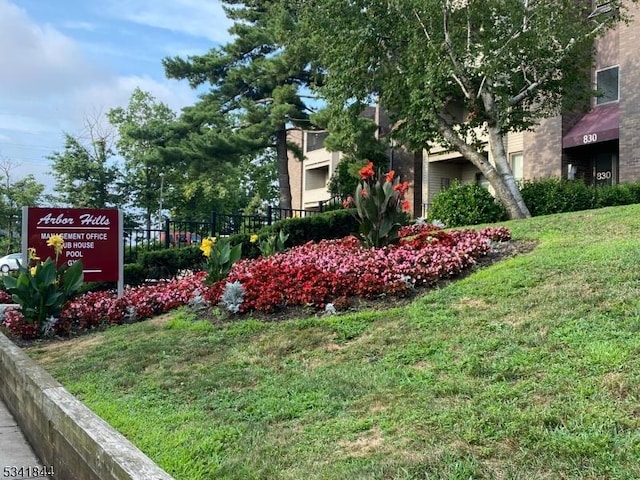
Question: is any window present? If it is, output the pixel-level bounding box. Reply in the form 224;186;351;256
306;131;329;152
475;172;490;190
440;178;451;190
596;66;619;105
305;166;329;190
510;152;524;181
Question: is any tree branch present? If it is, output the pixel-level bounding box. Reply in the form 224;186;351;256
509;36;578;106
442;4;475;101
413;9;431;41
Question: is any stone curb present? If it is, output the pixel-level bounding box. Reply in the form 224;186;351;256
0;331;174;480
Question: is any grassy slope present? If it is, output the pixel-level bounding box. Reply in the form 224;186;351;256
27;205;640;479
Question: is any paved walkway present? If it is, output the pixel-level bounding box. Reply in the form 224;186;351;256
0;398;50;479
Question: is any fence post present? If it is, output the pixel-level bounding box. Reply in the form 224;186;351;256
266;206;273;226
210;212;217;237
163;218;171;249
318;200;324;213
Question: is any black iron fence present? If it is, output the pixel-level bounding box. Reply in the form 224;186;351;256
1;199;345;263
123;198;344;262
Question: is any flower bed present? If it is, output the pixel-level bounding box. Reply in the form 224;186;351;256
0;290;13;303
0;273;208;339
209;224;511;313
0;224;511;339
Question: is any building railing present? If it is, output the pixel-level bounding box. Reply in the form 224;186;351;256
421;203;431;218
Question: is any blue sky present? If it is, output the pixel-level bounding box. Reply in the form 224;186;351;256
0;0;233;191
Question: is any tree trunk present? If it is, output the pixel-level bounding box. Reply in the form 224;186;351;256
275;125;292;210
486;124;531;218
436;116;530;220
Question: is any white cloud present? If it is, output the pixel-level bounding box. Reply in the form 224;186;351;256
0;0;105;98
0;0;205;191
60;20;98;32
104;0;233;43
68;75;198;124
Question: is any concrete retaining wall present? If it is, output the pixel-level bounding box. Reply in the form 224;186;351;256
0;332;174;480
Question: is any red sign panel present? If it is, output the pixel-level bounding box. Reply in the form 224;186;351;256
26;207;121;283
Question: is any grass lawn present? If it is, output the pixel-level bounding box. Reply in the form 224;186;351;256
26;204;640;479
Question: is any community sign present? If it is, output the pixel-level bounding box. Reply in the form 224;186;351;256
23;207;123;288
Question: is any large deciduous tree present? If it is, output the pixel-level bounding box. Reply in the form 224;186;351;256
163;0;319;210
108;88;177;230
291;0;636;219
48;122;121;209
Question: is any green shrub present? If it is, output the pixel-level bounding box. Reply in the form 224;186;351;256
520;178;640;215
561;179;597;212
138;246;202;280
626;183;640;204
260;209;359;248
124;264;147;286
595;184;634;208
520;178;596;216
427;181;507;227
123;240;164;264
225;232;262;260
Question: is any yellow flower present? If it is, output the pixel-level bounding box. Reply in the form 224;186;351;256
30;266;37;276
28;247;37;260
46;234;65;256
200;237;215;258
250;234;259;243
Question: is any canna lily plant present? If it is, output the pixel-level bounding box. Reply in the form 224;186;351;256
256;230;289;258
200;236;242;284
349;161;411;248
1;234;84;335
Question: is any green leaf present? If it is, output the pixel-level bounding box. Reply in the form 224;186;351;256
63;260;84;295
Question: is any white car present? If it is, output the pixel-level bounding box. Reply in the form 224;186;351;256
0;253;22;273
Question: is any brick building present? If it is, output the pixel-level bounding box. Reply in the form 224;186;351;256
288;2;640;218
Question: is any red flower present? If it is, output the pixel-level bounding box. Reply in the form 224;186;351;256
359;161;375;180
394;181;409;196
342;195;354;209
361;188;368;198
384;170;395;183
402;200;410;212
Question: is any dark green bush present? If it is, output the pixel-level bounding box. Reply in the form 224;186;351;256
124;264;146;286
520;178;596;216
260;209;359;248
626;183;640;204
427;181;507;227
561;180;598;212
520;178;640;216
224;232;262;260
595;184;635;208
123;240;164;264
138;246;202;280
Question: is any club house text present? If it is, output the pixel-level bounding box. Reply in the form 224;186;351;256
37;212;111;264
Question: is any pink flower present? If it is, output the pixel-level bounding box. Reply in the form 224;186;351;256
342;195;354;209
